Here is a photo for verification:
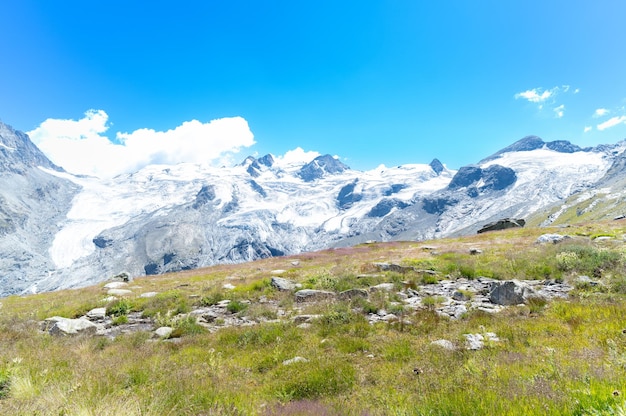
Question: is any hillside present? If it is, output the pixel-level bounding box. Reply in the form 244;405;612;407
1;221;625;415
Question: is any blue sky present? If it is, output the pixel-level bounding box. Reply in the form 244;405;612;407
1;1;626;176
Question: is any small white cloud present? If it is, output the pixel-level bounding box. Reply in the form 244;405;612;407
27;110;255;178
553;105;565;118
514;88;554;103
574;88;580;94
273;147;320;168
597;115;626;131
584;126;592;133
593;108;609;118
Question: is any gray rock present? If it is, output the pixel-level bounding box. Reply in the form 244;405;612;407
85;307;107;321
103;281;127;289
295;289;336;302
536;234;566;244
431;339;455;350
43;317;98;336
373;263;414;273
370;283;396;293
271;277;302;291
112;271;132;282
140;291;158;298
469;248;483;255
154;327;173;338
293;314;321;324
282;356;309;365
452;290;472;301
338;288;369;300
488;280;542;305
464;332;500;350
477;218;525;234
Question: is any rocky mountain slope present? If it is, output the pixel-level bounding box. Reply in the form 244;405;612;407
1;120;625;296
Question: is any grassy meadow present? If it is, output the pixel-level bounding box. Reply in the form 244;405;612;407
1;222;626;415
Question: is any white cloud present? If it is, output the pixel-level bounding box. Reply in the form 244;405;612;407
593;108;609;118
597;115;626;131
27;110;255;178
584;126;592;133
553;105;565;118
574;88;580;94
273;147;320;168
514;88;555;103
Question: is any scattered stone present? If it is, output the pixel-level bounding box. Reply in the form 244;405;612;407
464;332;500;350
452;290;472;301
154;327;173;338
357;274;382;279
575;275;598;287
217;300;231;307
85;308;106;321
613;215;626;221
297;323;312;329
421;246;438;251
469;248;483;255
103;281;127;289
594;236;613;241
282;356;308;365
295;289;335;302
370;283;396;293
536;233;567;244
431;339;455;350
43;317;98;336
271;277;302;291
140;292;158;298
338;288;369;300
201;311;220;323
270;270;287;275
101;296;117;303
107;289;133;297
223;283;236;290
488;280;543;306
291;260;300;266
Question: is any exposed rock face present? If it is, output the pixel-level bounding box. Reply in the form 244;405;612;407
42;317;98;336
448;165;516;192
271;277;302;291
367;198;409;218
295;289;336;302
298;154;349;182
429;158;445;175
477;218;525;234
337;181;362;209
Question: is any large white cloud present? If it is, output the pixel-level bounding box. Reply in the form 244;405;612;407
273;147;321;168
597;115;626;131
27;110;255;178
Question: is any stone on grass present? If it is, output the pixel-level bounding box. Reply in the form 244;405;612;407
464;332;500;350
295;289;335;302
43;317;98;336
536;234;567;244
338;288;369;300
370;283;396;293
282;356;309;366
154;327;173;338
488;280;543;306
271;277;302;291
140;292;158;298
85;308;107;321
431;339;456;350
223;283;236;290
103;281;127;289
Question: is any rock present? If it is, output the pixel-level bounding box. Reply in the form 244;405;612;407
295;289;336;302
488;280;543;305
140;292;158;298
85;308;106;321
107;289;133;296
469;248;482;255
536;234;567;244
103;281;127;289
283;356;309;365
338;288;369;300
293;315;321;324
271;277;302;291
431;339;455;350
477;218;525;234
112;271;132;282
291;260;300;266
223;283;236;290
464;332;500;350
370;283;396;293
373;263;414;273
575;275;598;287
200;311;220;323
43;317;98;336
452;290;472;301
270;269;287;275
154;327;173;338
613;215;626;221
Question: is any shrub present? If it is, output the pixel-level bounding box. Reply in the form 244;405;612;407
107;299;132;317
142;291;190;318
226;300;248;314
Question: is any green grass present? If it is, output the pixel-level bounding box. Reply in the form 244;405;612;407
1;222;626;414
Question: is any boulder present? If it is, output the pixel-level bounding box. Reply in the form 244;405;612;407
477;218;525;234
154;327;173;338
107;289;132;296
282;356;309;365
112;271;132;282
103;281;127;289
373;262;414;273
431;339;455;350
488;280;543;305
338;288;369;300
464;332;500;350
85;307;107;321
271;277;302;291
43;317;98;336
295;289;335;303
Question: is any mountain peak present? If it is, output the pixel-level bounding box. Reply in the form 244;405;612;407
0;121;63;174
429;158;444;175
481;136;586;163
297;154;349;182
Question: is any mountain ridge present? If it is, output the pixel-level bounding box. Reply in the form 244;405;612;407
1;120;625;296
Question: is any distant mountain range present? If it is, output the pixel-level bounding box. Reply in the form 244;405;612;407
1;120;625;296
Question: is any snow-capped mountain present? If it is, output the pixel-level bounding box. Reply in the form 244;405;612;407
1;120;626;296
